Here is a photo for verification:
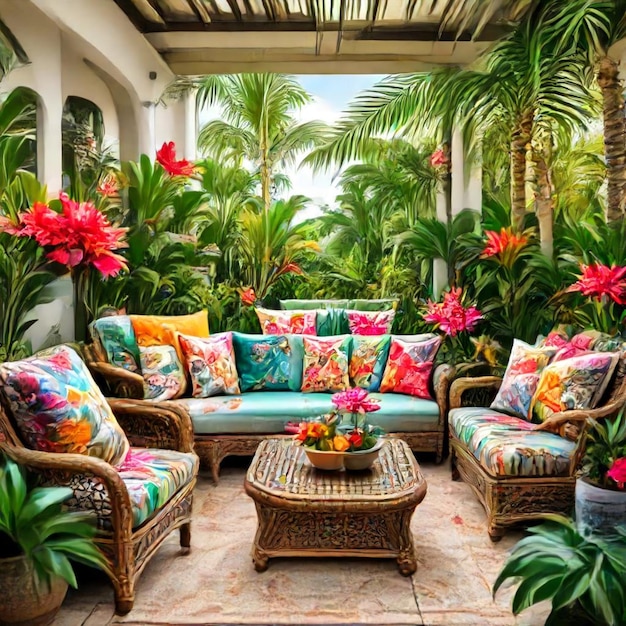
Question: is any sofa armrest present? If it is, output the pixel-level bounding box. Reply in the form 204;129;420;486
449;376;503;410
433;363;455;424
108;398;195;454
81;343;144;399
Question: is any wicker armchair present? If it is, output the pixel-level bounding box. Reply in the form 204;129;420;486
448;369;626;541
0;396;198;615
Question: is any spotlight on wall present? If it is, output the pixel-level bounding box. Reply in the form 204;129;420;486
149;71;157;80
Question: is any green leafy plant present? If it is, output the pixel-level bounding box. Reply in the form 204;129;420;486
493;515;626;626
0;454;108;589
583;410;626;490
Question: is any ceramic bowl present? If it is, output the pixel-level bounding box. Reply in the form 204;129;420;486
303;448;345;470
343;438;386;470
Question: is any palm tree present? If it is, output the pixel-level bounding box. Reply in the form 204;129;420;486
196;73;328;212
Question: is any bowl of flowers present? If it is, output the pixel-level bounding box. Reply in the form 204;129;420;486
292;388;385;470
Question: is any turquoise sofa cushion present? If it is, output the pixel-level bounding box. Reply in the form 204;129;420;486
280;299;350;310
348;298;398;311
232;332;304;392
90;316;140;373
449;406;577;478
183;391;439;435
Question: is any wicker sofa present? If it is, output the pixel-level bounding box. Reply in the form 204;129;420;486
448;343;626;541
83;318;454;483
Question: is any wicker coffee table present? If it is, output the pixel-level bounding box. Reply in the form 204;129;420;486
244;437;427;575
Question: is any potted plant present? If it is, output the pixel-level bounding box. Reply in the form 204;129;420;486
0;453;108;625
576;409;626;537
493;514;626;625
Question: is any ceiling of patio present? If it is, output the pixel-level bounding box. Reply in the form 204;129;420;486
112;0;529;74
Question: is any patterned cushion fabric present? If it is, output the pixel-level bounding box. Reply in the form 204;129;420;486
346;309;395;335
139;345;187;401
57;447;198;529
379;336;441;399
530;352;619;423
179;332;240;398
490;339;556;419
449;406;577;477
89;316;140;373
349;335;391;392
255;307;317;335
315;308;350;336
301;335;351;393
280;299;350;310
0;345;129;465
232;332;302;392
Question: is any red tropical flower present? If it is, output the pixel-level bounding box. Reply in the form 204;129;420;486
239;287;256;306
156;141;196;177
96;175;118;197
482;228;528;259
423;287;482;337
566;263;626;305
331;388;380;414
607;457;626;489
0;193;128;278
430;148;448;168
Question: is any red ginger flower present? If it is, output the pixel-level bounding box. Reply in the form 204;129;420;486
482;228;528;258
156;141;196;177
239;287;256;306
423;287;482;337
0;193;128;277
96;174;118;198
566;263;626;305
607;457;626;490
430;148;448;168
331;387;380;414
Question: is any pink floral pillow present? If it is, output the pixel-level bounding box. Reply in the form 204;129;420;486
179;332;240;398
346;309;395;335
255;307;316;335
301;336;351;393
490;339;556;419
379;336;441;399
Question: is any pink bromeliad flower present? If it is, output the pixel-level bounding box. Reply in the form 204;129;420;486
607;457;626;490
331;388;380;414
156;141;196;177
482;228;528;259
0;193;128;277
566;263;626;305
430;148;448;168
423;287;482;337
96;174;119;198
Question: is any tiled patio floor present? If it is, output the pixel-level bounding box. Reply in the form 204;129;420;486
52;456;551;626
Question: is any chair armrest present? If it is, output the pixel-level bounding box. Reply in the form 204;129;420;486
433;363;455;424
108;399;195;454
89;362;144;399
449;376;503;410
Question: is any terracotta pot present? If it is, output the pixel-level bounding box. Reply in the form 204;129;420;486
575;477;626;537
0;554;68;626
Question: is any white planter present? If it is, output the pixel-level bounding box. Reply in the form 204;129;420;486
575;478;626;537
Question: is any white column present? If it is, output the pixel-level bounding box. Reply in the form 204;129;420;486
184;90;197;161
37;94;63;194
433;186;448;297
138;101;156;158
450;126;466;216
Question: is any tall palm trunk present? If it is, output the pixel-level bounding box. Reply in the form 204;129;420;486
510;111;533;231
597;56;626;222
531;139;554;257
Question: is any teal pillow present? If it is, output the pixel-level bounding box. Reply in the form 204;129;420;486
232;333;304;392
315;308;349;336
348;298;398;312
89;316;140;373
280;299;350;310
349;335;391;392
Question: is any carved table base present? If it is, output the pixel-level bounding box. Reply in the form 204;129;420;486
244;438;426;575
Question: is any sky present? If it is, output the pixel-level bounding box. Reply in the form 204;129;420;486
199;74;385;220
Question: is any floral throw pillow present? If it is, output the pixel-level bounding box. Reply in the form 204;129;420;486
179;332;240;398
139;345;187;401
530;352;619;423
255;307;317;336
346;309;395;335
490;339;557;419
89;316;140;373
349;335;391;392
232;333;293;392
379;336;441;399
301;336;351;393
0;345;129;465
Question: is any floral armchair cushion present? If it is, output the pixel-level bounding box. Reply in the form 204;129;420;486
301;336;351;393
530;352;619;423
0;345;129;465
179;332;240;398
255;307;317;335
349;335;391;392
89;316;140;373
346;309;396;335
489;339;557;419
379;335;441;399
